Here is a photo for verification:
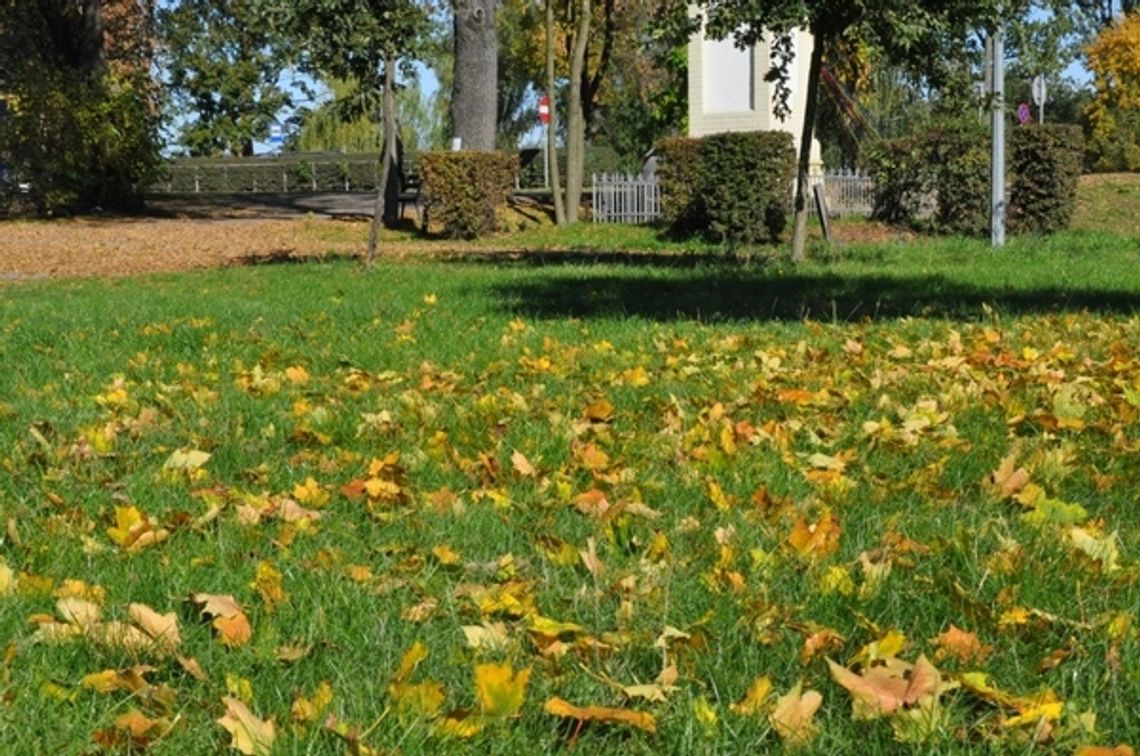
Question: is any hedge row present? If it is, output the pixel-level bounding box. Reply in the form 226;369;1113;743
656;131;796;246
420;151;518;239
865;124;1084;236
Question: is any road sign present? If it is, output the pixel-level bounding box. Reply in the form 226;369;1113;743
268;123;284;147
1031;75;1047;107
1017;102;1031;125
538;95;550;125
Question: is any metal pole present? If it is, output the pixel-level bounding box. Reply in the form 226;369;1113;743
991;28;1005;249
543;124;549;189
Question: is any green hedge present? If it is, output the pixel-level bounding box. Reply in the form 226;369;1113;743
700;131;797;245
867;124;1084;237
655;136;704;235
1008;124;1084;234
420;151;518;239
655;131;796;246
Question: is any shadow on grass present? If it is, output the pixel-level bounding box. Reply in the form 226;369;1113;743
487;268;1140;322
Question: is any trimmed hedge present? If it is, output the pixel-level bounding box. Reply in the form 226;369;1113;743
655;131;796;246
420;151;518;239
700;131;797;245
867;123;1084;237
655;136;704;235
1008;124;1083;234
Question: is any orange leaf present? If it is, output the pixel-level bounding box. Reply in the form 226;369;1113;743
213;613;253;647
128;603;180;653
931;624;991;665
826;655;943;719
787;510;841;559
543;696;656;733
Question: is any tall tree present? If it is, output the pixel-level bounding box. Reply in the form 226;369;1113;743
159;0;290;156
700;0;1010;262
276;0;427;262
1;1;159;212
452;0;498;149
1085;10;1140;169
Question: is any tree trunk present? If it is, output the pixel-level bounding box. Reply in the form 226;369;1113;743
564;0;591;223
452;0;498;150
367;56;398;266
545;0;565;224
791;33;824;264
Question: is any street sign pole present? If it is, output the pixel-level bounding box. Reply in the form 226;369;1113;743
539;94;551;189
991;28;1005;249
1032;74;1047;125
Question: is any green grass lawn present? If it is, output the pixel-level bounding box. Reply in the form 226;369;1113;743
1;230;1139;753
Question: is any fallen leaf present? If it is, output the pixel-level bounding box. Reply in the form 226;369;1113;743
128;603;180;653
730;675;773;716
543;696;656;733
474;663;530;718
931;624;991;665
218;696;275;756
511;450;538;478
787;510;841;560
769;681;823;745
827;655;943;719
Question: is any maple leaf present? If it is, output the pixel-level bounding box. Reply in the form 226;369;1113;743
218;696;276;756
1069;527;1121;572
106;505;169;552
291;681;334;724
543;696;657;733
827;655;944;719
252;561;287;610
510;449;539;478
991;452;1031;499
56;597;101;630
474;663;530;719
128;603;180;653
769;681;823;745
461;622;510;651
786;510;841;560
730;675;773;716
573;489;612;518
190;593;253;647
931;624;991;665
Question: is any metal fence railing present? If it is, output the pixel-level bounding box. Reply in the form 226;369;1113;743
590;170;876;225
591;172;661;224
807;169;874;217
151;157;384;194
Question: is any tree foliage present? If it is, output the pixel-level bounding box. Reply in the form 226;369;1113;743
0;1;160;213
158;0;291;157
1085;10;1140;170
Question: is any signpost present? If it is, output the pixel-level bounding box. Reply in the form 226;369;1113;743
268;123;284;150
1017;102;1031;126
539;94;551;189
990;31;1005;249
1031;74;1047;124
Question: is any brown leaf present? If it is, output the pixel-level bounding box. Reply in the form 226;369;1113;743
543;696;656;733
128;603;180;653
787;510;841;560
827;655;943;719
511;450;538;478
991;453;1031;498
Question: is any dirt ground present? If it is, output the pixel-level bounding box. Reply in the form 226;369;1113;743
0;216;373;282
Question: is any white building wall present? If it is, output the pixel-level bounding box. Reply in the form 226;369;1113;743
688;24;822;171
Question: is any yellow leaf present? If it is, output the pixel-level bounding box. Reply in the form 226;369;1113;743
0;560;16;597
432;544;462;566
252;561;287;609
461;622;510;651
769;681;823;745
56;597;101;630
787;510;841;560
1069;527;1121;572
474;663;531;719
107;505;169;552
392;641;429;686
391;680;447;723
851;629;908;667
218;696;276;756
730;675;773;716
81;665;155;694
543;696;656;733
1074;746;1135;756
291;681;334;723
291;477;329;507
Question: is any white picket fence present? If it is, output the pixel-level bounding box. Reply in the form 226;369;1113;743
591;173;661;224
590;169;874;224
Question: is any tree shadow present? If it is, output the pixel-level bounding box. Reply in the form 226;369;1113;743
484;266;1140;323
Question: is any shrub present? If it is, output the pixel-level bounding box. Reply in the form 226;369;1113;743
1008;124;1084;234
419;151;518;239
654;136;704;235
698;131;797;246
865;136;936;225
867;123;1082;237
